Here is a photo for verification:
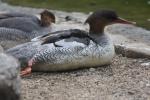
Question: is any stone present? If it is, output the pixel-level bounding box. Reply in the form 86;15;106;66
115;43;150;59
89;68;96;72
0;53;20;100
65;16;73;21
146;83;150;87
141;62;150;67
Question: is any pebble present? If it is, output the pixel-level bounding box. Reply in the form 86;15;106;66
65;16;73;21
120;64;126;68
146;83;150;87
139;81;145;88
71;73;77;77
141;62;150;67
89;68;96;72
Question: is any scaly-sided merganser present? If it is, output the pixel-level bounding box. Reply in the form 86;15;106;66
6;10;135;76
0;10;55;49
0;10;55;33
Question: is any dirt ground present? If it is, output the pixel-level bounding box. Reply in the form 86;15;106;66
0;2;150;100
21;55;150;100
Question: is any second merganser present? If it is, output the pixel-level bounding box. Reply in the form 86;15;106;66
0;10;55;49
0;10;55;33
6;10;135;76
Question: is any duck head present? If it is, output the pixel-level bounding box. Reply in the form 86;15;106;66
85;10;136;34
40;10;55;27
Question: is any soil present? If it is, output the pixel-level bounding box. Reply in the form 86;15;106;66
21;55;150;100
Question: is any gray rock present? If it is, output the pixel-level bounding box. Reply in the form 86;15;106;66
106;24;150;46
106;24;150;59
115;44;150;58
0;53;20;100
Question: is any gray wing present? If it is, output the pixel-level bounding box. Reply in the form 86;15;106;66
6;41;41;68
32;29;96;45
0;17;40;33
0;27;29;41
0;12;38;22
0;27;35;49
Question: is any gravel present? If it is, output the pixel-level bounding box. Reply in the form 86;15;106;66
21;55;150;100
0;2;150;100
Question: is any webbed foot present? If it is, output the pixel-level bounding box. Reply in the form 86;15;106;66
21;66;32;76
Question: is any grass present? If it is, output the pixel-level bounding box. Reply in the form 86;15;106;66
4;0;150;30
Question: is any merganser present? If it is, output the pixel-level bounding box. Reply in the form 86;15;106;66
6;10;135;76
0;10;55;49
0;10;55;33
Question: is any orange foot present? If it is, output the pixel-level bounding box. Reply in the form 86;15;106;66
21;66;32;76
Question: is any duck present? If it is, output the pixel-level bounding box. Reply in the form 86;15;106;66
0;10;55;33
6;10;135;76
0;10;55;49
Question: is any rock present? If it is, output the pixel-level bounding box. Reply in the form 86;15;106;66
127;91;135;95
115;43;150;59
0;53;20;100
106;24;150;46
105;24;150;59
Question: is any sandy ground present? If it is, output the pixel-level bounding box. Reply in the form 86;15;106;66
21;55;150;100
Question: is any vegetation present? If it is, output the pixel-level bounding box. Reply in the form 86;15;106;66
4;0;150;29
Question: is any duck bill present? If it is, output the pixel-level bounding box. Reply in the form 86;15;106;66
114;17;136;25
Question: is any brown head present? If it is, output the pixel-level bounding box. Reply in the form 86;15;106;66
85;10;135;34
40;10;55;27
